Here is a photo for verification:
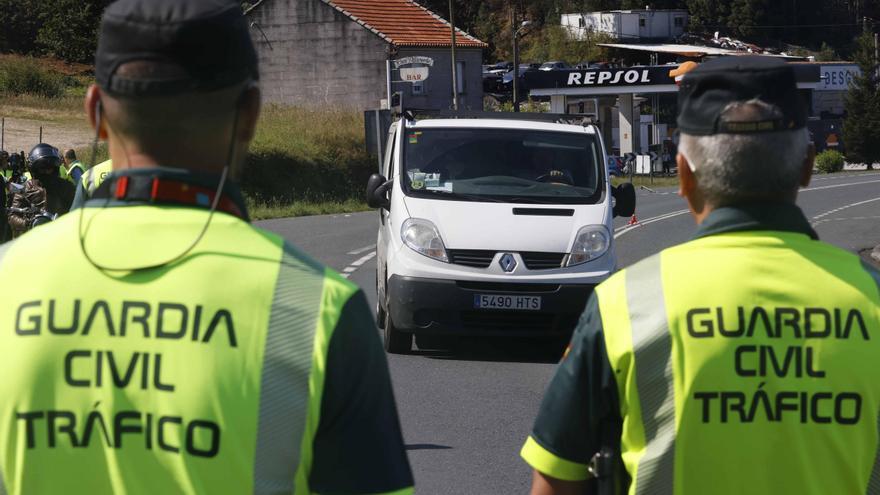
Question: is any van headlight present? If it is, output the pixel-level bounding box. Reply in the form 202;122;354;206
566;225;610;266
401;218;448;262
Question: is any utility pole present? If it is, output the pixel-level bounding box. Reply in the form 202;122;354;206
449;0;459;111
512;6;520;112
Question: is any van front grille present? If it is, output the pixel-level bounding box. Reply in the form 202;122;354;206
447;250;567;270
521;252;566;270
447;249;495;268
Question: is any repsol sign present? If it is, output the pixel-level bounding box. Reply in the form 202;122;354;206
524;67;676;89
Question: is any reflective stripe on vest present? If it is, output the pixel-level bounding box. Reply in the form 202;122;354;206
625;255;674;495
253;245;324;495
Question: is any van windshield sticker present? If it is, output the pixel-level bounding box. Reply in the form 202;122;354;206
426;182;453;193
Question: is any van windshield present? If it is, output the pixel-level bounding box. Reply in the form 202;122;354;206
402;127;603;204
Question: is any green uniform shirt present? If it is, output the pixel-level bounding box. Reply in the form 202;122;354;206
0;169;413;495
523;203;880;494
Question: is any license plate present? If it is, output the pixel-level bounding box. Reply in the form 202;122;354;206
474;294;542;311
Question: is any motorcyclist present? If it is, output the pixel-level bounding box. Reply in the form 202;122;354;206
8;152;28;186
0;151;8;242
7;144;75;237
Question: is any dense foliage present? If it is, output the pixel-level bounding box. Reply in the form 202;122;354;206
418;0;874;61
0;0;875;65
843;30;880;170
0;0;111;64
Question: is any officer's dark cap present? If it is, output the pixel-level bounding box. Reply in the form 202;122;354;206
96;0;258;97
677;56;807;136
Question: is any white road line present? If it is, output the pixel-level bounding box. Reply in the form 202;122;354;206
611;178;880;240
812;196;880;222
339;251;377;278
811;172;880;181
350;251;377;267
801;179;880;193
614;209;690;238
814;215;880;226
347;244;376;255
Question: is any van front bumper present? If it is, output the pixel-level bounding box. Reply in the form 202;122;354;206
387;275;593;337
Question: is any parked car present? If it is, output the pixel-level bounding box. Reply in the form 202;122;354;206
539;61;571;71
501;63;541;88
482;68;506;94
365;113;636;353
485;61;513;74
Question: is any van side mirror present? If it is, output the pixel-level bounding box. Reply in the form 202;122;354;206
612;183;636;218
366;173;392;210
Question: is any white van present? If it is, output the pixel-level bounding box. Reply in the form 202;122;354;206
366;113;635;353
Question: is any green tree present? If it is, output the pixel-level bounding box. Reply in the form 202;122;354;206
521;25;613;63
843;30;880;170
686;0;729;34
36;0;109;64
0;0;43;54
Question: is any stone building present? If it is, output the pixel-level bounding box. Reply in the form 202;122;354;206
245;0;487;111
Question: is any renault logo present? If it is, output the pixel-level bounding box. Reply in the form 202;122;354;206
499;253;517;273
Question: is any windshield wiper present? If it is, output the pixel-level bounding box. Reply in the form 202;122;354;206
415;189;506;203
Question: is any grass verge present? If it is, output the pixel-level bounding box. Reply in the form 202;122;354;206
612;175;680;188
247;198;369;220
0;94;85;124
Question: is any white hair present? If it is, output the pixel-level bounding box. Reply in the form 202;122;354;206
678;128;809;206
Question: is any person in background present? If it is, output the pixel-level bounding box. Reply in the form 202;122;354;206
62;149;86;185
6;143;74;237
0;151;8;242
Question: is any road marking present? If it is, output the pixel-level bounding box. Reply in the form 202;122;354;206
614;209;690;239
811;172;880;181
339;251;377;278
614;179;880;239
814;215;880;226
347;244;376;255
639;185;674;195
350;251;376;267
801;179;880;193
812;196;880;223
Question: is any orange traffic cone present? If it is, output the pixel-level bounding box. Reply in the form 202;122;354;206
627;214;640;226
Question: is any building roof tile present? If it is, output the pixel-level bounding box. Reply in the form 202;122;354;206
323;0;487;48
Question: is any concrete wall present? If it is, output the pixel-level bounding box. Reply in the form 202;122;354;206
394;47;483;111
248;0;389;109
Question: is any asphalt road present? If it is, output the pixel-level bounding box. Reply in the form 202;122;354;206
258;171;880;494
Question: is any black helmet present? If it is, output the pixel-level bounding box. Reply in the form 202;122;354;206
8;153;22;172
28;143;62;172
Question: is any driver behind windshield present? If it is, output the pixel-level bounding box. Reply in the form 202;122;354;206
519;148;574;185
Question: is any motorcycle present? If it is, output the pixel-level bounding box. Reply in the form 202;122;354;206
7;207;58;230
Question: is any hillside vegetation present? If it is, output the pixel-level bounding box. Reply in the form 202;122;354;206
0;1;873;66
420;0;873;62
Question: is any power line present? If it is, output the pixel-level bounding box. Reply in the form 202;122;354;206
699;22;871;29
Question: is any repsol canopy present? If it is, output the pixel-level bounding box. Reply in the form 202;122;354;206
525;63;821;96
